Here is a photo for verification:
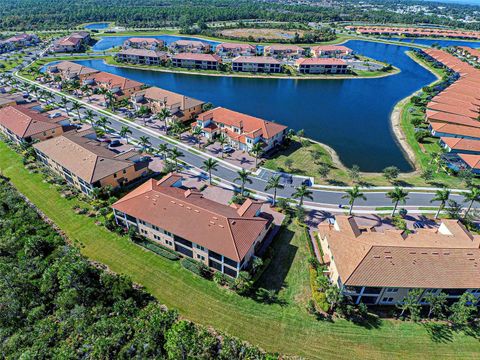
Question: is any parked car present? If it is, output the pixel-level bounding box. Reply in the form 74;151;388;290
108;139;121;147
223;145;234;153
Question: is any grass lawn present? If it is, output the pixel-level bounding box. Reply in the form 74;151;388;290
1;141;480;359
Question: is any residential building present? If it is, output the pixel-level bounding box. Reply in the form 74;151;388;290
445;153;480;174
346;26;480;40
84;72;144;100
310;45;354;58
169;40;211;53
430;122;480;141
0;33;39;53
123;37;164;50
0;92;25;108
318;215;480;306
112;173;272;277
171;53;221;70
0;104;68;145
440;137;480;155
116;49;168;65
131;86;204;123
48;61;99;82
295;58;348;74
215;43;256;57
231;56;282;73
193;107;287;152
33;129;149;196
263;44;305;59
53;32;91;53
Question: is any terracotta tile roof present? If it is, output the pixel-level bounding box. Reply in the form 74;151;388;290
441;137;480;152
33;130;142;183
264;44;304;52
232;56;281;64
319;215;480;288
172;53;221;62
427;101;479;119
135;86;204;110
57;36;81;46
348;26;480;40
295;58;347;66
126;37;164;45
50;61;99;78
426;110;480;128
0;105;62;138
197;107;287;140
112;174;268;261
88;72;143;92
431;121;480;138
458;153;480;170
431;93;480;108
172;40;209;48
310;45;352;53
117;48;168;58
217;43;255;51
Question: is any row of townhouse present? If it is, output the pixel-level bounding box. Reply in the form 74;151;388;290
419;49;480;174
346;25;480;40
0;33;39;53
456;46;480;64
318;215;480;306
112;173;273;278
116;48;168;65
123;37;164;50
52;31;91;53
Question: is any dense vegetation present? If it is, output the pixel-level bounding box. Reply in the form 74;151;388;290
1;0;480;31
0;177;274;359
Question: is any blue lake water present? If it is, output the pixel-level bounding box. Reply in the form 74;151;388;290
73;39;439;171
383;37;480;48
85;23;110;30
92;35;220;51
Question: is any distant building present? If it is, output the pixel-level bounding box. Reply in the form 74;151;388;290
48;61;99;81
171;53;221;70
295;58;348;74
34;129;149;196
231;56;282;73
169;40;211;53
53;31;91;53
318;215;480;306
310;45;354;58
123;37;164;50
112;173;273;277
0;92;25;109
116;48;168;65
0;33;39;53
216;43;256;57
83;71;144;100
263;44;305;59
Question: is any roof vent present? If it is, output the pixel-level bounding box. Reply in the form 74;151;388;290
194;209;200;213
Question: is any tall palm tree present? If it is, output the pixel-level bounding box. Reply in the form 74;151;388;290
138;136;151;152
462;186;480;218
386;187;409;217
60;97;70;115
342;185;367;216
84;109;95;125
169;148;184;171
105;91;116;110
169;121;183;138
430;188;450;219
157;108;171;123
235;169;252;196
95;116;111;132
217;133;227;158
98;87;108;104
250;142;263;168
119;126;132;143
293;184;313;207
157;143;169;160
81;84;92;101
191;126;203;148
265;175;284;206
71;101;82;121
202;158;219;185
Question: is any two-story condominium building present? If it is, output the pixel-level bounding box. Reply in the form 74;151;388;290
310;45;354;58
53;32;91;53
116;49;168;65
263;44;305;59
0;92;25;109
295;58;349;74
171;53;221;70
169;40;211;53
84;72;144;100
318;215;480;306
440;137;480;155
0;105;68;145
215;43;256;57
0;33;39;53
430;122;480;141
112;173;271;277
131;86;204;123
123;37;164;50
193;107;287;152
48;61;100;82
33;129;149;196
231;56;282;73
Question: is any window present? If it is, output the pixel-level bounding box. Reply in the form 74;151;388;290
209;259;222;271
209;251;222;261
175;244;192;258
223;257;238;268
153;225;160;231
382;297;394;303
386;288;398;293
196;254;205;261
164;230;172;236
195;244;206;251
165;240;173;246
139;220;146;225
223;266;237;278
114;173;117;178
363;287;382;295
123;169;126;174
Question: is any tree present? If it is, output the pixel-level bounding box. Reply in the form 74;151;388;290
318;163;330;180
169;148;184;171
462;186;480;218
386;187;409;217
325;286;342;313
98;87;108;103
191;126;203;148
157;143;169;160
293;184;313;206
119;126;132;143
60;97;70;115
251;257;263;275
202;158;219;185
169;121;184;138
446;199;462;219
383;166;400;183
165;320;217;360
284;158;293;171
424;291;447;319
348;164;361;184
264;175;284;206
80;84;91;101
420;168;434;183
449;292;478;328
458;169;474;187
250;142;263;168
430;188;450;219
138;136;151;152
414;130;430;143
234;169;252;196
342;185;366;215
95;116;111;132
84;109;95;125
71;101;82;121
105;91;116;110
217;133;227;158
397;289;422;321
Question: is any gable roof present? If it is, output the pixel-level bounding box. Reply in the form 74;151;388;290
137;86;204;110
295;58;347;66
0;105;62;138
441;137;480;152
88;72;143;91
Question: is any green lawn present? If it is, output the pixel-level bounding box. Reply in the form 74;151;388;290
1;142;480;358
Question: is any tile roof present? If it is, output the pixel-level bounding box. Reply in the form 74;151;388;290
431;121;480;138
117;48;168;58
126;37;164;45
441;137;480;152
172;40;209;48
112;174;268;261
217;43;255;51
310;45;352;53
347;26;480;40
87;71;143;91
295;58;347;66
264;44;304;51
172;53;221;62
135;86;204;110
426;110;480;128
232;56;281;64
197;107;287;140
0;105;62;138
427;101;479;120
50;61;99;78
458;153;480;170
319;215;480;288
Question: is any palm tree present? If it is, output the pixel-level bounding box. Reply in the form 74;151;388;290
119;126;132;143
386;187;409;217
342;185;367;216
235;169;252;196
191;126;203;148
95;116;111;132
169;121;183;138
71;101;82;121
81;84;91;101
202;158;219;185
105;91;116;110
60;97;70;115
462;186;480;218
169;148;184;171
250;142;263;168
157;143;169;160
84;109;95;125
293;184;313;207
138;136;151;152
430;189;450;219
217;133;228;158
265;175;284;206
98;87;108;104
157;108;171;123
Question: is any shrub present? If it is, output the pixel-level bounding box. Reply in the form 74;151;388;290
137;238;180;261
181;258;212;279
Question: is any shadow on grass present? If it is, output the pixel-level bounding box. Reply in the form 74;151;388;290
327;179;348;186
423;322;453;343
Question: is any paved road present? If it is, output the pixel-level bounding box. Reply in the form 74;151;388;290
6;62;470;211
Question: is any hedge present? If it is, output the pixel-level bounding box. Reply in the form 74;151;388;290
136;238;180;261
181;257;211;279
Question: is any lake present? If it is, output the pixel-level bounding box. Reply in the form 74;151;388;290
85;23;110;30
383;37;480;48
74;39;437;172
